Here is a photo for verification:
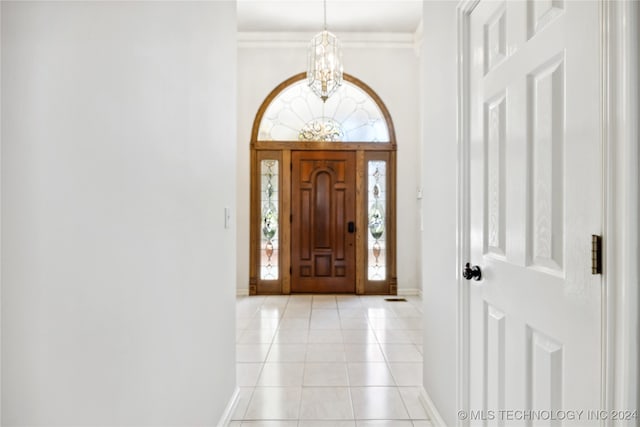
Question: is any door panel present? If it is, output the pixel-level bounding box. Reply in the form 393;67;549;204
468;1;601;423
292;151;356;293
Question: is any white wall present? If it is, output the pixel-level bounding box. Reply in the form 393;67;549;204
237;38;422;294
421;2;459;426
1;2;237;425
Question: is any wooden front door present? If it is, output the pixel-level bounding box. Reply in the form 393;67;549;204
291;151;356;293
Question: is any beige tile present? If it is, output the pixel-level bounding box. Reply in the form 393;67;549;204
357;421;413;426
246;316;281;330
308;329;344;343
399;387;430;420
347;362;396;386
231;387;253;420
305;343;346;362
369;317;406;330
237;328;277;344
299;387;354;420
365;307;397;318
257;362;305;386
310;317;342;329
381;344;423;362
236;344;271;363
412;422;435;427
300;421;356;427
241;422;297;427
257;307;285;318
340;317;371;329
244;387;302;420
374;329;413;344
312;308;340;318
266;343;307;362
303;362;349;386
350;387;410;420
341;329;377;344
344;344;386;362
273;329;309;344
278;317;310;330
236;363;263;387
388;363;423;386
338;308;368;318
399;318;424;330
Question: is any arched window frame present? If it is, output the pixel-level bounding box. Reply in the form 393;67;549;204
249;72;397;295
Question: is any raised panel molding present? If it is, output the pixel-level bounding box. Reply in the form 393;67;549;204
484;92;507;257
526;327;563;413
485;303;506;416
484;2;507;75
527;54;564;273
527;0;564;40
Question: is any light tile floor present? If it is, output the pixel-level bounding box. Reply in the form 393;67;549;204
232;294;432;427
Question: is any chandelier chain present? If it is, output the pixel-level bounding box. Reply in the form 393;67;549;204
323;0;327;30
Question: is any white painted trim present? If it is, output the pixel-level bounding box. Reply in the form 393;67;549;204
397;288;422;297
413;18;424;57
238;31;417;49
0;2;3;422
236;289;249;297
456;2;479;426
216;387;240;427
457;0;637;422
602;0;639;419
419;386;447;427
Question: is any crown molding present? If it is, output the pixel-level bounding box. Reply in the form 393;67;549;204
238;31;418;49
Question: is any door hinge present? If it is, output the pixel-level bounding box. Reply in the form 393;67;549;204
290;214;293;223
592;234;602;275
290;162;293;171
289;266;292;275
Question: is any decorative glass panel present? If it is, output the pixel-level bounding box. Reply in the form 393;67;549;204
260;160;279;280
258;80;390;142
368;161;387;280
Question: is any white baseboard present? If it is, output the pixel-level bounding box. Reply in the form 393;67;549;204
419;386;447;427
217;387;240;427
236;289;249;297
397;288;423;297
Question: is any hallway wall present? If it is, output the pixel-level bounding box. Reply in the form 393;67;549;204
1;2;237;425
420;2;459;426
237;38;422;295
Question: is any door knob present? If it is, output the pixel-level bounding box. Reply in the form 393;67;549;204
463;262;482;281
348;221;355;233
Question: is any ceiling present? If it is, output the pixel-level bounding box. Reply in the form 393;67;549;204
237;0;423;34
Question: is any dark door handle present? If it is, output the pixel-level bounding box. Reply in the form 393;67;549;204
463;262;482;281
348;221;355;233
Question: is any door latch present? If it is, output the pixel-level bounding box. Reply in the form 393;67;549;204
348;221;355;233
592;234;602;274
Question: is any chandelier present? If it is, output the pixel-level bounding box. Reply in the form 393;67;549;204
307;0;343;102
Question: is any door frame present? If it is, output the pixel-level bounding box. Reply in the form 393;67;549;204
456;1;639;425
249;73;398;296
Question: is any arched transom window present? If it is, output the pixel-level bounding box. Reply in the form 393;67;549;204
257;79;391;143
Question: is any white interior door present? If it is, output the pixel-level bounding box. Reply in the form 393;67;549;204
467;1;602;424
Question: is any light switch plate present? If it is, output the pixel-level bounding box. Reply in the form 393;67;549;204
224;207;231;229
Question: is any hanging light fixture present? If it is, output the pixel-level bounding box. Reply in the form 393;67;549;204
307;0;343;102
